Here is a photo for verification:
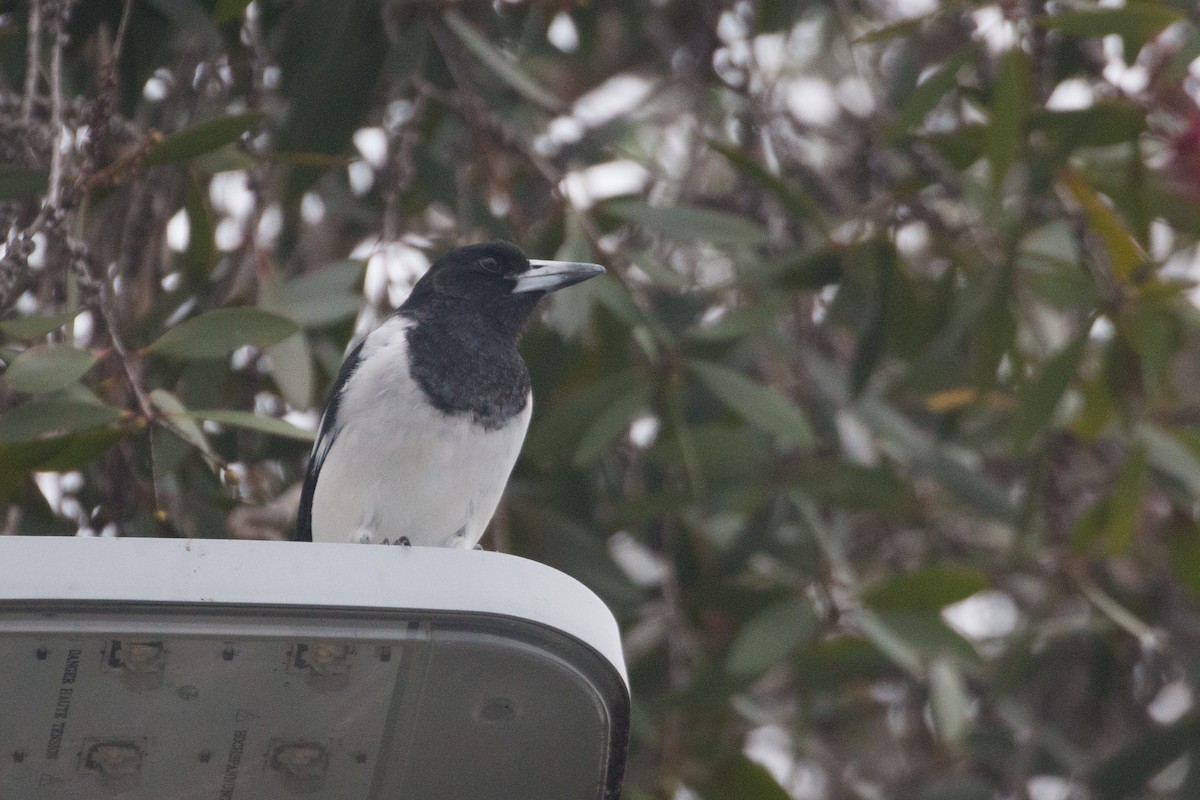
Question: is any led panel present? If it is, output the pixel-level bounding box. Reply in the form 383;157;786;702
0;538;629;800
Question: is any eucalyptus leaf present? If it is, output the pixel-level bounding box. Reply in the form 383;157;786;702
525;369;645;462
607;200;771;246
273;294;364;329
1042;6;1184;61
853;397;1018;523
572;382;653;466
144;112;264;166
279;260;366;300
1040;5;1183;38
1138;423;1200;495
149;388;216;465
267;333;316;408
710;755;793;800
743;249;842;290
1062;169;1145;281
186;409;316;442
928;657;971;744
213;0;252;23
1089;713;1200;800
4;344;97;394
0;428;123;487
864;566;990;612
795;460;917;514
274;0;390;200
854;15;930;44
0;312;77;340
149;308;299;360
1070;448;1147;555
891;43;979;135
180;168;216;283
988;48;1030;191
1031;104;1145;152
922;123;987;170
684;301;787;342
875;610;980;665
627;254;688;288
726;597;817;676
708;139;825;223
0;396;123;445
690;360;813;448
442;10;564;112
1011;334;1088;447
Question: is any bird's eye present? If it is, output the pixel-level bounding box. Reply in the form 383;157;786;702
479;257;501;274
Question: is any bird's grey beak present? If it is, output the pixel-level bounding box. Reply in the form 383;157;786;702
512;260;605;294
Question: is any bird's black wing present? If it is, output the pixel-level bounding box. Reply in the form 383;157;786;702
295;339;366;541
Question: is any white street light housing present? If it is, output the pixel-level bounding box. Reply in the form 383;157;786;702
0;537;629;799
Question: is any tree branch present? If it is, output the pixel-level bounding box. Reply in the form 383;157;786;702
111;0;133;63
46;2;66;209
21;0;41;124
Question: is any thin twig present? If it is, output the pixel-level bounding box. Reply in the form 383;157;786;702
76;251;230;473
46;10;65;209
21;0;41;124
1075;571;1165;651
413;77;563;188
795;493;927;679
110;0;134;64
80;257;155;423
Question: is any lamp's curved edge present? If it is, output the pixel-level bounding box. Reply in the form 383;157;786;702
0;537;629;688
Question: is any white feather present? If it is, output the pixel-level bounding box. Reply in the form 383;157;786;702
310;316;531;547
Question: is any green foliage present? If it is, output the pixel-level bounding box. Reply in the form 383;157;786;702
863;566;990;612
6;0;1200;798
710;756;793;800
0;313;77;340
927;656;971;744
143;112;265;166
987;48;1030;191
261;260;365;328
607;201;773;246
689;361;813;448
0;165;49;200
149;388;216;467
147;308;299;359
725;596;817;677
1042;5;1185;61
184;409;315;442
1010;333;1088;447
0;393;123;445
1063;169;1147;280
1089;714;1200;800
442;10;564;112
4;343;95;394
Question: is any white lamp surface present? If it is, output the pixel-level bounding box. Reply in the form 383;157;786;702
0;537;629;800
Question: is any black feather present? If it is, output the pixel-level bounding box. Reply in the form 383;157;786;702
405;313;530;431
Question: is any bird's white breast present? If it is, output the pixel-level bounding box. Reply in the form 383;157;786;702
310;316;531;547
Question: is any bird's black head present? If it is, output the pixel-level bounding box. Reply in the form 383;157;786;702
401;241;603;337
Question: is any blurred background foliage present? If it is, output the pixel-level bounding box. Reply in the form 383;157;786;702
3;0;1200;797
